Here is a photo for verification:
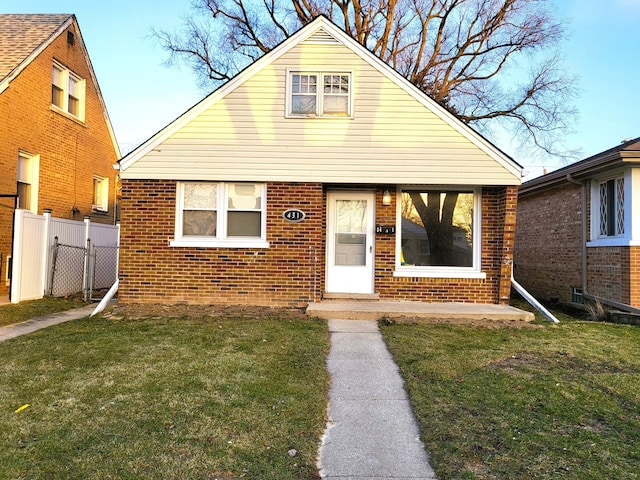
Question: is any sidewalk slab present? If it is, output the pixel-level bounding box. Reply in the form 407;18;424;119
318;319;437;479
0;304;96;342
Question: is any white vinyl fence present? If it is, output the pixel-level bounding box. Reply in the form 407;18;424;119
10;210;119;303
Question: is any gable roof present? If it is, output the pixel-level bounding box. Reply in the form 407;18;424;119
519;136;640;195
0;13;121;158
120;16;521;183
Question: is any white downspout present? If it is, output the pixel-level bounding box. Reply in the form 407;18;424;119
566;173;588;300
511;276;560;324
91;279;118;317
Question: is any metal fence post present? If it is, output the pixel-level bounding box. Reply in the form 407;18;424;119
48;236;59;296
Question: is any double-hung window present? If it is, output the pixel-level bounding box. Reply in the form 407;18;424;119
288;71;352;117
172;182;268;248
92;176;109;212
52;61;85;120
16;152;39;213
395;188;484;278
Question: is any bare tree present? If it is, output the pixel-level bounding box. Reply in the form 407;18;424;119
154;0;578;158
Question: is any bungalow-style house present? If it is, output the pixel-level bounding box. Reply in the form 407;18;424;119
515;137;640;311
118;16;522;308
0;14;120;298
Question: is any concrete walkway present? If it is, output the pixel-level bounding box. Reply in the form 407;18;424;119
318;319;437;480
0;304;96;343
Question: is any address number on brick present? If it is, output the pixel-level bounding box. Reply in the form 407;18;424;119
283;209;306;223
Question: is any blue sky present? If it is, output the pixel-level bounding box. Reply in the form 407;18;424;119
5;0;639;179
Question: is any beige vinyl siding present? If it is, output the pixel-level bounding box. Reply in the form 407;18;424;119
122;40;519;185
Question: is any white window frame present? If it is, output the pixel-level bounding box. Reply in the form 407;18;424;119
16;151;39;213
92;176;109;212
588;169;638;247
393;186;485;279
171;181;269;248
285;69;353;118
52;61;85;121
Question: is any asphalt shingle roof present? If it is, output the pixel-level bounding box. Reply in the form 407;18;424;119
0;13;71;82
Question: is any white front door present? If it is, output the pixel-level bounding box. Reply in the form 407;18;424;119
326;191;375;294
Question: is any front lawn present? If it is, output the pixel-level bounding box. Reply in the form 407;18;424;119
0;312;329;479
381;313;640;479
0;297;84;327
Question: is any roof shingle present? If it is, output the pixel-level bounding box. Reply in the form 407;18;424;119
0;13;71;81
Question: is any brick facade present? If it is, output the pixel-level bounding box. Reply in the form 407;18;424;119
514;183;583;304
119;181;516;307
516;180;640;309
0;19;118;297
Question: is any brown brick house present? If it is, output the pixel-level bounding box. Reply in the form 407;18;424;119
0;14;120;298
515;137;640;311
118;16;522;308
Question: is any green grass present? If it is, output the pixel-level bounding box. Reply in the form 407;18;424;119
0;297;84;327
0;313;329;479
381;309;640;479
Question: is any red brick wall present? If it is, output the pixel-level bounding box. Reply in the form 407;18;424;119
0;21;118;296
119;181;326;306
514;183;583;303
120;181;515;306
587;247;624;304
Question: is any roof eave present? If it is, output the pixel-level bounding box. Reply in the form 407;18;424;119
519;151;640;196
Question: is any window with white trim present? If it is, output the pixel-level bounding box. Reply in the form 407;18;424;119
287;71;351;117
92;176;109;212
396;188;483;278
52;61;85;120
172;182;268;248
598;177;624;237
17;152;39;213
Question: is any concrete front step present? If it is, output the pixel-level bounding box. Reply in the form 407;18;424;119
306;300;535;322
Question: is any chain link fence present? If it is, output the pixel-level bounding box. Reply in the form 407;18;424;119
48;237;118;302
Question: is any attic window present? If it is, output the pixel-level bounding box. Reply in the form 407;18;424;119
52;61;85;120
67;31;75;45
287;71;352;117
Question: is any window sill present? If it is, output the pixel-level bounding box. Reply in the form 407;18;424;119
285;113;353;119
587;238;640;248
50;105;85;125
170;238;270;249
393;268;486;279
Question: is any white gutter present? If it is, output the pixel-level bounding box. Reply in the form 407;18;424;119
511;277;560;324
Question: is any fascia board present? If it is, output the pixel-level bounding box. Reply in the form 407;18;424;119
71;16;122;158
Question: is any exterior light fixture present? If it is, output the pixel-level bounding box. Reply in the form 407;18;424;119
382;189;392;206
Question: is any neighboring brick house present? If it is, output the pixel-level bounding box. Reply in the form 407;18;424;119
118;16;523;308
0;14;120;298
515;137;640;311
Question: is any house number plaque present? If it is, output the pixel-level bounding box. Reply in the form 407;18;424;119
283;209;306;223
375;225;395;234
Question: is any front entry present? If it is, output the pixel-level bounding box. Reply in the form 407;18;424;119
326;191;375;294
